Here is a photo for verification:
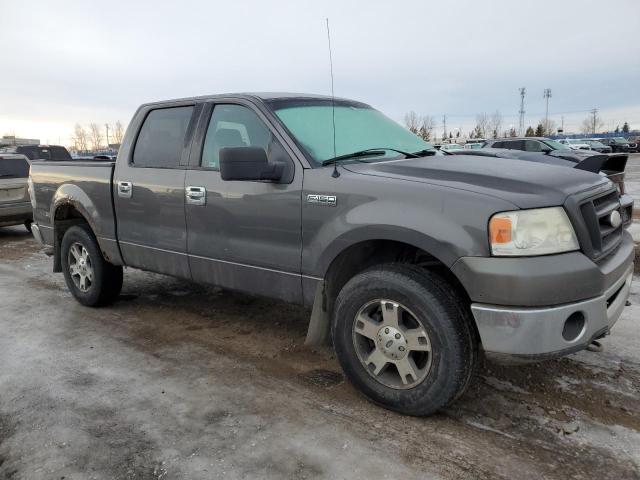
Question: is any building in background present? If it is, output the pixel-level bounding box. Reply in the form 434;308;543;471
0;136;40;147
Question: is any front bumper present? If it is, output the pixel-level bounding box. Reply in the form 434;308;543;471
0;201;32;226
471;262;633;360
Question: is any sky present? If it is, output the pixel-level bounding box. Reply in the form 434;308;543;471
1;0;639;145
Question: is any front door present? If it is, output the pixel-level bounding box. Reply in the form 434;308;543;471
114;103;199;278
184;101;303;303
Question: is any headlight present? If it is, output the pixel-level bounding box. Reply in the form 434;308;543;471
489;207;579;256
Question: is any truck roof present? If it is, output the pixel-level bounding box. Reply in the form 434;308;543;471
140;92;368;108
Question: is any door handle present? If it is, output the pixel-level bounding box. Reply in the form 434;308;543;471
186;186;206;205
118;181;132;198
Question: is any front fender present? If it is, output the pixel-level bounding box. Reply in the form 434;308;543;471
305;196;497;278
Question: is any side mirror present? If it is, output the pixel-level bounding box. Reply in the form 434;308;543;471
219;147;283;182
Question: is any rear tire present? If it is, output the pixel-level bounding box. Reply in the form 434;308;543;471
24;220;32;233
332;264;477;416
61;225;123;307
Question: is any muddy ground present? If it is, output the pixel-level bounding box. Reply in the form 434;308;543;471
0;226;638;480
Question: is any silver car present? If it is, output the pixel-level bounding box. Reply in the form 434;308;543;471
0;154;32;231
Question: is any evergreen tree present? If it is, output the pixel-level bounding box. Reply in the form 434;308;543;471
525;126;535;137
622;122;630;133
535;123;544;137
614;125;620;133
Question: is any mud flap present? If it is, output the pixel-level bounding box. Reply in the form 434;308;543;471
305;281;331;346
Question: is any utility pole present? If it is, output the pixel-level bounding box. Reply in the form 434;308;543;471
442;115;447;140
518;87;526;136
543;88;552;134
590;108;598;134
561;116;564;132
105;123;110;149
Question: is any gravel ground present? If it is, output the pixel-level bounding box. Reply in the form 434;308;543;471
0;226;639;480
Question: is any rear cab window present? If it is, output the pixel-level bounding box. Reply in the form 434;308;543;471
133;106;195;168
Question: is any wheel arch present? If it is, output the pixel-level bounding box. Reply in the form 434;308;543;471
305;233;473;346
51;186;122;271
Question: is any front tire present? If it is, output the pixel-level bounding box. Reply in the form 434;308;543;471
332;264;477;416
61;225;123;307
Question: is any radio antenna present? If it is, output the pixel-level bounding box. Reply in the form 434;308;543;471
326;18;339;178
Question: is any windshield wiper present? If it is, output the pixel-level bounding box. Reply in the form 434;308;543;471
321;148;418;166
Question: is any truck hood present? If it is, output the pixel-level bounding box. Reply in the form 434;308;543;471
342;154;609;209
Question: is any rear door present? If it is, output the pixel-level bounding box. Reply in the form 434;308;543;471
184;100;303;303
113;102;201;278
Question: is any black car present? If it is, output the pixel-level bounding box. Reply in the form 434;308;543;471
597;137;634;153
0;144;73;161
484;137;576;153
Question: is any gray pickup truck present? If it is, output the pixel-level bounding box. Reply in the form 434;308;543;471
29;93;635;416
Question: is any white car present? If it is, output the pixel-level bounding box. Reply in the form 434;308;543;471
558;139;591;150
440;143;464;152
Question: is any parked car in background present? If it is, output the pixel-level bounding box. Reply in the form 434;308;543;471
464;142;483;149
0;144;73;161
484;137;569;152
29;92;634;416
558;139;591;150
582;139;612;153
440;143;463;152
627;140;638;153
597;137;633;153
0;153;32;231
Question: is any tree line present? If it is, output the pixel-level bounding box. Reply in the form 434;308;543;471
71;121;125;152
405;111;631;140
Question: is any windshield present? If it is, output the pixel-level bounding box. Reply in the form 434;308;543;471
542;139;570;150
586;140;604;147
268;99;434;165
612;137;629;144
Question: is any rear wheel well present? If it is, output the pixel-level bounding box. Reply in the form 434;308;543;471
52;205;91;272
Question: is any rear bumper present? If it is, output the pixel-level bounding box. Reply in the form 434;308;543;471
0;201;32;226
471;263;633;360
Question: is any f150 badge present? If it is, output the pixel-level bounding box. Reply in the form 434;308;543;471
306;194;337;207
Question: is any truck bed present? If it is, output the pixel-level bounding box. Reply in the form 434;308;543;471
29;160;117;251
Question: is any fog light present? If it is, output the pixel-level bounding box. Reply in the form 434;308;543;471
562;312;585;342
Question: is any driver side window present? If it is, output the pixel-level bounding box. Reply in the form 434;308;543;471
201;104;279;170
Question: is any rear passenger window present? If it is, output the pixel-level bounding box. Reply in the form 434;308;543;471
503;141;524;150
524;140;542;152
492;141;504;148
133;106;194;168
